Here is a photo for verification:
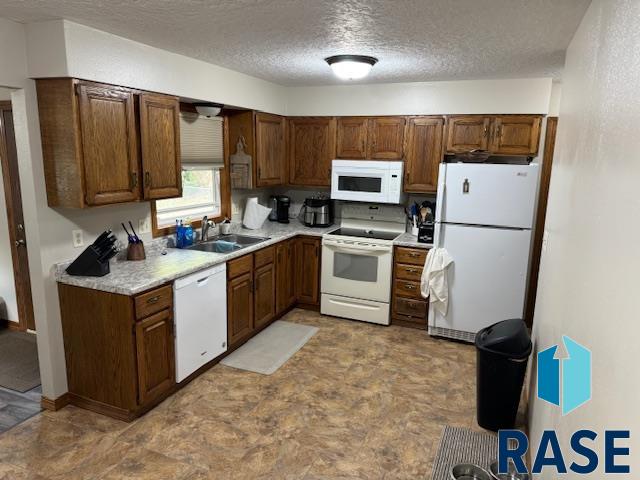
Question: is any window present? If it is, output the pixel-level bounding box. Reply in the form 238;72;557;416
155;164;222;229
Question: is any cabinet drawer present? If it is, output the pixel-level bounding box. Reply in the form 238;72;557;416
394;297;427;319
254;245;275;268
395;247;428;266
135;285;173;319
394;279;423;300
228;254;254;279
395;263;423;282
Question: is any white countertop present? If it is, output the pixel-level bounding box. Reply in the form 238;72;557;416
54;222;431;296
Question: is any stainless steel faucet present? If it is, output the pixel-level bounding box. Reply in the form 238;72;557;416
201;216;214;242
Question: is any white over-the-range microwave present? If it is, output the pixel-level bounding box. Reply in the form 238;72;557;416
330;159;404;204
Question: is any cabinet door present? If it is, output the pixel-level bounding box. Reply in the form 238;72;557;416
404;117;444;193
255;113;286;186
135;309;175;405
295;237;321;305
276;241;296;315
139;93;182;200
445;116;491;153
254;262;276;329
489;116;542;155
227;272;254;346
77;83;140;206
336;117;368;159
368;117;405;159
289;117;336;186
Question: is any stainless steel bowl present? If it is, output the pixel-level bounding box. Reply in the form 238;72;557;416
489;460;530;480
450;463;492;480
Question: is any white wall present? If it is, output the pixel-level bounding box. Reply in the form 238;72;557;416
548;82;562;117
286;78;552;116
528;1;640;477
0;88;18;323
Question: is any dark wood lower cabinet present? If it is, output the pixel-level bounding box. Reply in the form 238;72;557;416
58;283;176;421
254;262;276;329
227;271;254;347
391;246;431;329
295;236;321;307
135;309;175;405
276;240;297;315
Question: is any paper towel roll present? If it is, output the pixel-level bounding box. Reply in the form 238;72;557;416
243;197;271;229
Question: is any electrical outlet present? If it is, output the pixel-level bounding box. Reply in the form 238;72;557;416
138;217;151;234
72;229;84;248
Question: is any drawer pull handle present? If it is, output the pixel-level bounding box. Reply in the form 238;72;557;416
405;284;415;290
409;253;419;257
147;295;161;304
406;268;417;273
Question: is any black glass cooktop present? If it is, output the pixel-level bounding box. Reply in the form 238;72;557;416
326;228;401;241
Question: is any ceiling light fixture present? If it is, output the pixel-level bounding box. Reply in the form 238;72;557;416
193;102;224;117
325;55;378;80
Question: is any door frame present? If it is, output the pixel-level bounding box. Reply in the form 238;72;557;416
0;100;36;331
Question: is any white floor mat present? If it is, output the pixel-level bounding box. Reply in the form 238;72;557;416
220;320;318;374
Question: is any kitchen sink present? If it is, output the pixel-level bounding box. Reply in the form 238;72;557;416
186;234;270;253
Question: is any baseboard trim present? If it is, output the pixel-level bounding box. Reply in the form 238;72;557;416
41;393;71;411
0;318;23;331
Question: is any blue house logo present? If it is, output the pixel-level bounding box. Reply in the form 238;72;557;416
537;336;591;415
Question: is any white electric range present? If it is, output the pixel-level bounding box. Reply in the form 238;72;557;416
320;204;405;325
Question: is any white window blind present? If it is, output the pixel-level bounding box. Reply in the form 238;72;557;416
180;112;224;165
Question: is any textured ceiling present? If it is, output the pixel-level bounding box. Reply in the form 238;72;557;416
1;0;590;86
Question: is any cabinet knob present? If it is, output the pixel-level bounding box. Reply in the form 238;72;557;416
145;171;151;187
147;295;160;304
130;172;138;189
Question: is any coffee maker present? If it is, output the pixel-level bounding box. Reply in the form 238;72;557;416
269;195;290;223
301;197;333;227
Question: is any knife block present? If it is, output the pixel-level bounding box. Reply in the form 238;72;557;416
127;242;146;261
66;245;111;277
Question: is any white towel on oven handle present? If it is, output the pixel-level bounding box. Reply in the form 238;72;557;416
420;248;454;316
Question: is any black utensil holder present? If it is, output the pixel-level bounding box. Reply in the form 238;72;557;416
66;245;111;277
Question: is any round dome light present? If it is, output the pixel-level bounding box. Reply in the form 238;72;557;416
325;55;378;81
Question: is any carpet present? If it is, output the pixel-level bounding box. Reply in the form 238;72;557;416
221;320;318;374
0;330;41;392
431;426;499;480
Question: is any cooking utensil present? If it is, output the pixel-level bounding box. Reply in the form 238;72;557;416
122;223;136;243
128;221;140;243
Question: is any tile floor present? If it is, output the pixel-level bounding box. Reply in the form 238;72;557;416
0;309;482;479
0;385;42;433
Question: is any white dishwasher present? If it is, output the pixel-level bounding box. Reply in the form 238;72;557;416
174;263;227;382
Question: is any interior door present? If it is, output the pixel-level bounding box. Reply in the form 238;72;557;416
0;102;35;331
431;223;531;335
77;83;140;205
438;163;539;228
139;93;182;200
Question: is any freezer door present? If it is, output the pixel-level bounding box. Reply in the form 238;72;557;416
438;163;538;228
430;223;531;337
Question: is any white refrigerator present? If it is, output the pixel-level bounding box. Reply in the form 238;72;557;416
429;163;539;342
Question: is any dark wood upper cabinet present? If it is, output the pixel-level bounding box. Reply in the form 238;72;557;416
288;117;336;186
135;308;175;406
445;115;542;156
489;115;542;155
36;78;182;208
295;236;321;306
404;116;444;193
255;113;287;186
77;82;140;206
139;93;182;200
368;117;405;159
445;115;491;153
336;117;369;159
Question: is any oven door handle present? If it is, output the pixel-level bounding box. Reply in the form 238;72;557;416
323;240;390;255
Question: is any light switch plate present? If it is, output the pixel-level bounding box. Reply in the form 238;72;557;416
72;229;84;248
138;217;151;234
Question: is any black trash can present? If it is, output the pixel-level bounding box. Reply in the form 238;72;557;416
475;318;532;431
